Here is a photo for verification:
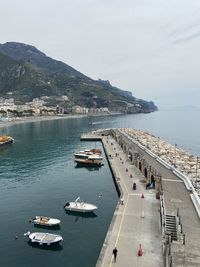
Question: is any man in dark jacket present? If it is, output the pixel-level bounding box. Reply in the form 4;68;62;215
112;247;118;262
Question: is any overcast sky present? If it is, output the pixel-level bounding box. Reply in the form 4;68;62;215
1;0;200;109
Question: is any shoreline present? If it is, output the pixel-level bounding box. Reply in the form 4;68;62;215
0;112;123;130
0;114;87;129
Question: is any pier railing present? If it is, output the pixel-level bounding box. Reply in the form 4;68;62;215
161;196;186;267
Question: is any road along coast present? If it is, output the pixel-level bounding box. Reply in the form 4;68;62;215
81;128;200;267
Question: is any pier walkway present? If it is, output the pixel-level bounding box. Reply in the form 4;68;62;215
96;135;163;267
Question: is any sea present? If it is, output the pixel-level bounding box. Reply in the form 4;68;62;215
0;109;199;267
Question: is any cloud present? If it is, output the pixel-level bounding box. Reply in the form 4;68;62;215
0;0;200;108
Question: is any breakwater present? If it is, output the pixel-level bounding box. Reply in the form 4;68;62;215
122;128;200;195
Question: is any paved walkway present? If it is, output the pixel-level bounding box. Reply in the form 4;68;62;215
96;136;163;267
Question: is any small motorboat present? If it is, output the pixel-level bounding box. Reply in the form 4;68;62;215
33;216;61;226
0;135;14;146
24;231;63;245
64;197;98;213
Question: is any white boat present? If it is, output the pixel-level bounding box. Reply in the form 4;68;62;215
75;154;103;166
64;197;98;213
33;216;61;226
74;149;102;159
24;231;63;245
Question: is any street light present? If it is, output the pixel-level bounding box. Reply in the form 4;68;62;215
195;156;199;189
174;143;177;167
157;137;160;155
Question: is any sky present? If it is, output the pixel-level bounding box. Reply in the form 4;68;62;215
0;0;200;109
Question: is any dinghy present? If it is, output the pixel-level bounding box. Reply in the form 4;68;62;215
24;231;63;245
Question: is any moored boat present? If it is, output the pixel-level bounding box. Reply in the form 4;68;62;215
74;154;103;166
0;135;14;146
64;197;98;213
33;216;61;226
24;231;63;245
74;148;102;159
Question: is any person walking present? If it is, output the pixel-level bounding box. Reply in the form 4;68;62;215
112;247;118;262
132;182;136;190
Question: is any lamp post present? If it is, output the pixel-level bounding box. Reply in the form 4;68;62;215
157;137;160;155
174;144;177;168
195;156;199;189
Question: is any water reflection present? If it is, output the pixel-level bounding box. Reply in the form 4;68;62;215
33;224;61;231
27;241;63;251
65;210;98;219
75;165;101;171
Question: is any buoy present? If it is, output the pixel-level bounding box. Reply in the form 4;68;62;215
141;193;144;199
138;244;143;256
141;211;145;218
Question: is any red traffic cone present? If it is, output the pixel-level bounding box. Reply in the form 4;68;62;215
138;244;142;256
141;193;144;199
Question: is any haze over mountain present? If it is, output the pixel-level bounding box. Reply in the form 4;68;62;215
0;42;157;113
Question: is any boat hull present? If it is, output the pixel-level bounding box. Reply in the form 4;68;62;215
0;137;14;147
74;159;103;166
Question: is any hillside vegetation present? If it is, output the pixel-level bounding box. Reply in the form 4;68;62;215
0;42;157;113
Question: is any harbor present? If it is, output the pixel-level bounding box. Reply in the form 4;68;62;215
81;128;200;267
1;113;200;267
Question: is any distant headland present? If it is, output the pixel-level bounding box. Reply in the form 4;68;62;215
0;42;157;118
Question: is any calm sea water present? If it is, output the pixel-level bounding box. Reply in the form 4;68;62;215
0;110;199;267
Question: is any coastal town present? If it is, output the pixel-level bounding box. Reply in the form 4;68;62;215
1;0;200;266
0;96;110;121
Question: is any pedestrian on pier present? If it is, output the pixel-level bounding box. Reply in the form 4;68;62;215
112;247;118;262
132;182;136;190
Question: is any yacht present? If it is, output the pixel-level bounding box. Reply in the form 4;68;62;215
74;154;103;166
74;148;102;159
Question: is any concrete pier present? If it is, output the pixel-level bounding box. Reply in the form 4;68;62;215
96;136;163;267
81;128;200;267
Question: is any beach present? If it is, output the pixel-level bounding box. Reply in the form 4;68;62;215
0;112;122;130
0;114;87;129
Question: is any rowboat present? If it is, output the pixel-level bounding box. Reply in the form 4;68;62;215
24;231;63;245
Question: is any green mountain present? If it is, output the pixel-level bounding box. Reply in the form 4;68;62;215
0;42;157;113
